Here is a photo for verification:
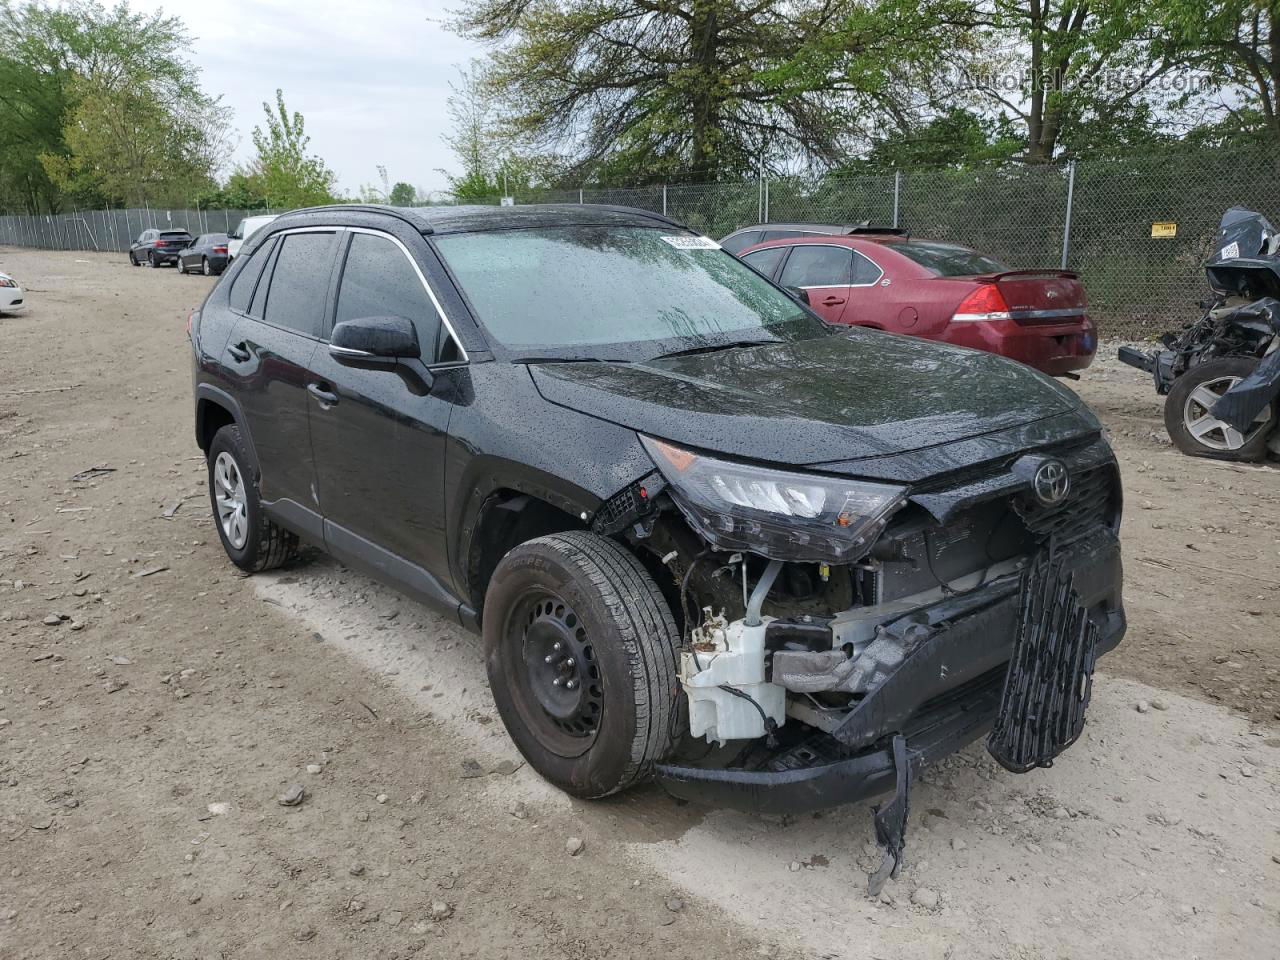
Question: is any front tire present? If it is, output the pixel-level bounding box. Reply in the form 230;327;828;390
177;259;187;274
129;252;138;266
483;532;680;799
1165;357;1275;461
206;425;300;572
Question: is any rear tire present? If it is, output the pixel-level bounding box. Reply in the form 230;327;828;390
146;252;155;268
1165;357;1275;461
483;531;680;799
202;256;212;276
206;424;300;572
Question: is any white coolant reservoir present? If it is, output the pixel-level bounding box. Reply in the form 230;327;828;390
680;609;787;745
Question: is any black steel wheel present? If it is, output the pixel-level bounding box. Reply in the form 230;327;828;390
484;532;680;798
512;594;605;751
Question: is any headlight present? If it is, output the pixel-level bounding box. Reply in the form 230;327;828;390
0;277;16;288
640;435;908;564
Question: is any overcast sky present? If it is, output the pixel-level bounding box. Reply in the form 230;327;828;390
130;0;486;196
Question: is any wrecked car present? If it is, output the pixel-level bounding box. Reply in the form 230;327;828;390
1120;206;1280;461
191;204;1125;889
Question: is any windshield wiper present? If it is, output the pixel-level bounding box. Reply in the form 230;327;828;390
512;356;626;364
651;339;780;361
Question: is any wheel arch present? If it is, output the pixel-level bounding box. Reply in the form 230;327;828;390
462;484;589;619
195;384;260;477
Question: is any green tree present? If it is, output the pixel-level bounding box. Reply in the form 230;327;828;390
1153;0;1280;144
0;0;224;212
388;181;417;205
450;0;949;183
439;63;558;199
238;89;339;209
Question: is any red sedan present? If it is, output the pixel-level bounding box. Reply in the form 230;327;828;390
737;233;1096;375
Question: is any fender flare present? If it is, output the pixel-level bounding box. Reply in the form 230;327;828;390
195;384;261;478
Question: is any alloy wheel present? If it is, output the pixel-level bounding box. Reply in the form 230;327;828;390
1182;375;1272;451
213;451;249;549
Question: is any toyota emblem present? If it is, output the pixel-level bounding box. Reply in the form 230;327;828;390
1032;460;1070;505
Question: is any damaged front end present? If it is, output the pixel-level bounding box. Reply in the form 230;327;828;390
595;432;1125;892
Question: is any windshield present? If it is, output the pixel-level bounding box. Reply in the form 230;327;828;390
433;225;824;359
885;241;1010;277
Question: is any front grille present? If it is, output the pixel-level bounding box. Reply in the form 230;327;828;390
987;548;1099;773
1012;463;1116;544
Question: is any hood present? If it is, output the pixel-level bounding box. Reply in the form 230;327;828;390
529;329;1082;469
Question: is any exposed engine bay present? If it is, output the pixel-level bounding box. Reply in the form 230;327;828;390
591;430;1125;890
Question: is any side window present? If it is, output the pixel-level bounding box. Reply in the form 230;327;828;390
742;246;787;277
778;246;854;288
720;230;761;255
136;232;147;244
228;236;276;314
336;233;443;356
852;250;884;285
260;232;337;338
762;229;811;242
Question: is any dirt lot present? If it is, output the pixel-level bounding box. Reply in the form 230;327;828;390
1;247;1277;959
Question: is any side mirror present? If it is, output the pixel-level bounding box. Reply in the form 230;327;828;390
329;315;421;365
785;286;811;305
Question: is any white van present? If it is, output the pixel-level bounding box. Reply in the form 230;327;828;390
227;215;278;262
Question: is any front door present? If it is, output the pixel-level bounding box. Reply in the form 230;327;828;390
306;229;455;587
777;244;855;324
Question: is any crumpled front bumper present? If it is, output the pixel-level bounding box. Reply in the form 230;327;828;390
656;532;1125;814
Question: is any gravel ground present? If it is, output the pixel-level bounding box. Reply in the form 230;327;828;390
1;248;1277;958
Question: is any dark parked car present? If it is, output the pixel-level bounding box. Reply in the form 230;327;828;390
191;205;1124;875
739;233;1096;376
178;233;230;276
130;228;193;267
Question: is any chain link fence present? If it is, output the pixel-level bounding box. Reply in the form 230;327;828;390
5;145;1279;338
0;206;278;257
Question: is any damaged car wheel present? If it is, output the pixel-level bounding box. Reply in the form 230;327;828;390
483;531;680;799
1165;357;1275;461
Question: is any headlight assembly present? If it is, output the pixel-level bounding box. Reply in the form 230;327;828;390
640;435;908;564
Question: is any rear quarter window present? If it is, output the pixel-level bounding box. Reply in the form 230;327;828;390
228;237;277;314
742;246;787;277
886;241;1010;277
721;230;761;255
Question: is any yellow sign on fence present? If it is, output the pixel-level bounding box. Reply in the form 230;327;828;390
1151;222;1178;238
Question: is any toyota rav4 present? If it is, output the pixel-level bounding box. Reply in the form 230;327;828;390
190;204;1124;888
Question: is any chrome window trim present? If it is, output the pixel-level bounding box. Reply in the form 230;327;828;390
345;226;470;363
775;242;885;289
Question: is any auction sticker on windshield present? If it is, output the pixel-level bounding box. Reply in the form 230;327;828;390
660;236;721;250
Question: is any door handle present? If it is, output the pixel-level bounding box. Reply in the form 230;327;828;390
307;382;339;407
822;296;847;306
227;342;251;363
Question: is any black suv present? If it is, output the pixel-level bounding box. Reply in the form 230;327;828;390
191;205;1124;861
131;228;193;267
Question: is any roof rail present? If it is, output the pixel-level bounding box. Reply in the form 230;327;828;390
277;203;437;234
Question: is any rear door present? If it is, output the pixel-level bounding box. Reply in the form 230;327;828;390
224;228;338;530
306;227;458;587
776;244;855;324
